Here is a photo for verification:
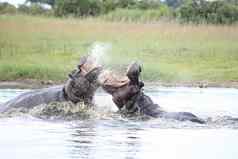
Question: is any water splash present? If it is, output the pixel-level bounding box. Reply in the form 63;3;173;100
87;42;120;86
1;101;238;128
88;42;112;66
0;102;115;120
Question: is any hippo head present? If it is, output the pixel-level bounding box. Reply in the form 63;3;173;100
64;56;102;105
99;62;143;94
99;62;144;109
126;62;142;85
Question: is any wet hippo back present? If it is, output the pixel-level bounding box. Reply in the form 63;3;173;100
130;92;205;124
0;85;66;113
160;112;205;124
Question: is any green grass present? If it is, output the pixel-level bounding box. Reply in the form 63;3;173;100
0;14;238;83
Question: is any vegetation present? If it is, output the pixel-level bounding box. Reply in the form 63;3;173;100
178;0;238;24
0;15;238;83
18;3;53;16
0;2;17;14
1;0;238;24
0;0;237;84
101;8;171;22
54;0;103;17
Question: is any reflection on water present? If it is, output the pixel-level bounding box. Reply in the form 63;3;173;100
0;87;238;159
1;118;238;159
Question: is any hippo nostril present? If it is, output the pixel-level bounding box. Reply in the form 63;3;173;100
85;67;102;83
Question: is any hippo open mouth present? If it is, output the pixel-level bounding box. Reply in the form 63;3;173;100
99;62;205;124
0;56;103;113
64;56;103;104
98;62;142;94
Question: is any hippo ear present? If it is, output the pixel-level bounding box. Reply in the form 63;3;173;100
78;56;88;69
68;73;76;80
138;63;142;73
139;81;144;88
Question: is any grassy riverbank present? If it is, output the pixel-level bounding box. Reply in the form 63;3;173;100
0;15;238;84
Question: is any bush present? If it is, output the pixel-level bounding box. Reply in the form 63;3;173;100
0;2;17;14
18;4;53;16
178;0;238;24
54;0;167;18
225;0;238;5
131;0;163;10
100;0;117;14
54;0;103;17
102;7;172;22
18;4;30;14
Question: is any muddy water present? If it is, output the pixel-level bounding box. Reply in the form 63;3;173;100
0;87;238;159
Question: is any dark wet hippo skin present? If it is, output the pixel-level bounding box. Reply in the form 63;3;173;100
0;56;102;113
101;62;205;124
0;85;66;112
129;92;205;124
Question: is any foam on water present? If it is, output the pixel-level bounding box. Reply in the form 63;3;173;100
1;88;238;129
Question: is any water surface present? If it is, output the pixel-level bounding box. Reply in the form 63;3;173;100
0;87;238;159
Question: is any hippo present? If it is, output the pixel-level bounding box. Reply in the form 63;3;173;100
99;62;205;124
0;56;102;113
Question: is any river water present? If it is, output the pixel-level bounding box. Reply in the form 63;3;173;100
0;87;238;159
